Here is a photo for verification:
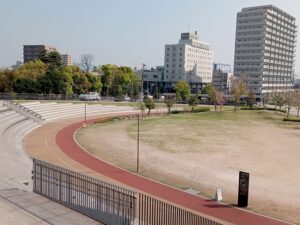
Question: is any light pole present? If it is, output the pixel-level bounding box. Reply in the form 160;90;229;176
137;114;140;173
85;99;87;123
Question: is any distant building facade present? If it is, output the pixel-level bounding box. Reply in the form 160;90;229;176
164;32;214;93
136;66;165;95
23;45;57;63
12;61;23;69
212;63;233;94
61;54;72;66
234;5;297;98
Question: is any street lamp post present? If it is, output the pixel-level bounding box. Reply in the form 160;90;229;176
85;99;87;123
137;114;140;173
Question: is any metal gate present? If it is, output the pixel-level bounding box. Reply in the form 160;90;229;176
32;159;136;225
138;194;223;225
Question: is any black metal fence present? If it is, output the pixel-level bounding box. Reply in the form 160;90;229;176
33;159;225;225
32;159;136;225
138;194;223;225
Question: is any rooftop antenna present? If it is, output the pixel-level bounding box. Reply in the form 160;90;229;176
188;22;191;32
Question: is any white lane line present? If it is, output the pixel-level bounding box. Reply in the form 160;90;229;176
57;157;79;172
44;137;48;147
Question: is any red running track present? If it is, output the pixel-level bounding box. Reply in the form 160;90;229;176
56;117;290;225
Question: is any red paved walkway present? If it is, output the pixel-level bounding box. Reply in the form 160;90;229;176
56;117;291;225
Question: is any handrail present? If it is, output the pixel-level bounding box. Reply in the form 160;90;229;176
4;100;45;123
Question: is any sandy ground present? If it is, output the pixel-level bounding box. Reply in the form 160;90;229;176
76;112;300;224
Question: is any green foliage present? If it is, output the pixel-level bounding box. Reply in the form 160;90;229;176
41;51;63;70
100;64;141;98
202;84;214;95
144;97;155;115
174;80;190;100
193;106;210;113
164;98;175;114
14;77;39;93
283;117;300;122
138;102;146;115
188;95;199;112
171;106;210;114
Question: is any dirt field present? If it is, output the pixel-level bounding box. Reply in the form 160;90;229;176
76;111;300;224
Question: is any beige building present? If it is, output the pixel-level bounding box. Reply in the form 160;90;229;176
164;32;214;92
234;5;297;97
61;54;72;66
23;45;57;63
212;63;233;94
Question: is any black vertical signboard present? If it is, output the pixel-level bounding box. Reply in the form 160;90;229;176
238;171;250;207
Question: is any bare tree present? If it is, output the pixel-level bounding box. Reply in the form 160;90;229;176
272;92;285;114
283;90;297;119
293;90;300;117
80;54;95;73
230;76;248;111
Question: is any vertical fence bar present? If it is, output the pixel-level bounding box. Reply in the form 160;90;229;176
33;159;223;225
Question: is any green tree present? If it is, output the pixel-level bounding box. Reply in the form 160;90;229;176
138;102;146;117
164;97;175;114
14;77;39;93
175;80;190;100
0;69;17;92
72;72;91;95
100;64;116;96
202;84;214;95
86;73;102;93
144;97;155;116
16;60;46;80
188;95;199;112
41;51;63;70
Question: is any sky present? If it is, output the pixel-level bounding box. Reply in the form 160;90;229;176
1;0;300;76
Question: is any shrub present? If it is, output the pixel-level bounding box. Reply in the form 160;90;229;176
193;106;210;113
283;118;300;122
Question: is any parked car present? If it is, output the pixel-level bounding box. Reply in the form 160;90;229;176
79;92;101;101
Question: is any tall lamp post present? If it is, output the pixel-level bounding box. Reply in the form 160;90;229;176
137;114;140;173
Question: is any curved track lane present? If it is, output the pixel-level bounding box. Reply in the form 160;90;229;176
56;117;291;225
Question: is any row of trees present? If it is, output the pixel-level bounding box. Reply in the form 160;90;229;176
0;52;141;98
0;52;102;95
266;90;300;118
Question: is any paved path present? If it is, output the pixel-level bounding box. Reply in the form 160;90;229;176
0;185;102;225
56;117;292;225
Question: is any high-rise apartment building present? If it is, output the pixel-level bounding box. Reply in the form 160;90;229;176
61;54;72;66
234;5;297;97
164;32;214;93
23;45;57;63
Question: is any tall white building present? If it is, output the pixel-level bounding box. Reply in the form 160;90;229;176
164;32;214;92
234;5;297;97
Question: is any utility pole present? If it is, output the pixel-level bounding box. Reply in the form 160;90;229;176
137;114;140;173
142;64;146;97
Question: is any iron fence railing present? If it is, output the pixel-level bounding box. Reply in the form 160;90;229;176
138;194;223;225
32;159;225;225
32;159;136;225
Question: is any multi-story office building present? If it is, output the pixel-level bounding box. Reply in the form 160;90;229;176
23;45;57;63
61;54;72;66
234;5;297;97
212;63;233;94
164;32;214;93
136;66;165;95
